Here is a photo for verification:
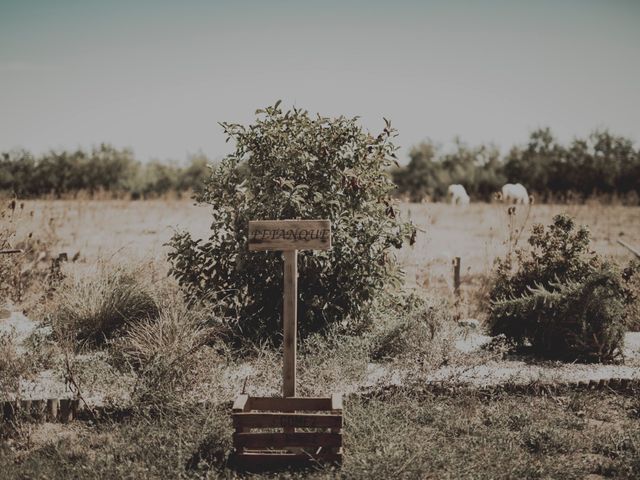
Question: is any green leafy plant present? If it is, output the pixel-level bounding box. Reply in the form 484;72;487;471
488;214;636;362
168;102;416;344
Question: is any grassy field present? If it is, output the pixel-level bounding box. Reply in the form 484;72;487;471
8;199;640;295
2;199;640;478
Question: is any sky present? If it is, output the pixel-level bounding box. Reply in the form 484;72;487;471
1;0;639;163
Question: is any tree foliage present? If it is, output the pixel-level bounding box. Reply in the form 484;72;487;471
393;128;640;203
392;139;508;202
168;103;416;344
0;145;209;198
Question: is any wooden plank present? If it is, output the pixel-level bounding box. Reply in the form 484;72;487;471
248;396;332;412
233;412;342;429
248;220;331;251
31;400;46;422
283;250;297;398
19;400;32;414
46;399;59;421
233;432;341;449
331;393;343;412
330;394;343;455
232;395;249;412
59;399;73;423
3;401;15;421
233;450;342;470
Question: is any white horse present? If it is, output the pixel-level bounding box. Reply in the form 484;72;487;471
447;184;470;205
500;183;529;204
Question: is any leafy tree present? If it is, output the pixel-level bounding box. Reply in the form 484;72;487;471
168;103;416;343
392;139;505;202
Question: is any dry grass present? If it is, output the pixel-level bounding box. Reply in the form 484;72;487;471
2;198;640;478
47;264;160;345
8;199;639;304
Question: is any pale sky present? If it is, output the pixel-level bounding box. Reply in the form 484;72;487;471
1;0;639;162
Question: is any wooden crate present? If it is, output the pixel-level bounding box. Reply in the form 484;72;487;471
231;393;343;470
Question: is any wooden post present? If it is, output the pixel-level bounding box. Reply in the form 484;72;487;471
283;250;298;398
453;256;461;297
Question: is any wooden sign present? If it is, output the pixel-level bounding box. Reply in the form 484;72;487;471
247;219;332;398
248;220;331;251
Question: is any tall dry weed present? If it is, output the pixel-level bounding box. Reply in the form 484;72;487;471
48;264;159;346
116;300;221;407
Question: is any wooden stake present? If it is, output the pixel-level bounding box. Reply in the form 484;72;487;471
283;250;297;398
453;256;461;297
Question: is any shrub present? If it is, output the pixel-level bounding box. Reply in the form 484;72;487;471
488;214;636;362
50;266;159;346
168;102;416;344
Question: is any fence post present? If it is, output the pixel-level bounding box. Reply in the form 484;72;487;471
453;256;461;297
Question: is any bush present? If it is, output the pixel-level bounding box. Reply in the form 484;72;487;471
50;266;159;346
168;103;416;344
488;214;636;362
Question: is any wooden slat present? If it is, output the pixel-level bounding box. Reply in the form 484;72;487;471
47;399;59;421
233;412;342;429
331;393;343;412
233;449;342;470
248;396;332;412
31;400;46;422
20;400;32;413
232;395;249;412
3;401;15;421
59;399;73;423
234;432;341;449
248;220;331;251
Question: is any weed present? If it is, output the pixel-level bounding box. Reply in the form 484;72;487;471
49;265;159;346
115;300;220;408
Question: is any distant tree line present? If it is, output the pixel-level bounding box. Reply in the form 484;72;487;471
0;144;210;198
393;128;640;203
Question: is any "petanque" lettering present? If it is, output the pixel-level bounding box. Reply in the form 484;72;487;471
250;228;330;242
